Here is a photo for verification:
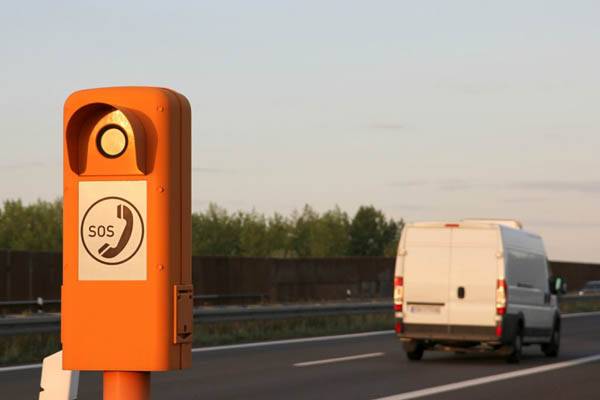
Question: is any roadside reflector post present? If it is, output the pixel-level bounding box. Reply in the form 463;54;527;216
39;351;79;400
62;87;192;400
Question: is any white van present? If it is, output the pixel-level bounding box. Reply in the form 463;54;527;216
393;219;565;363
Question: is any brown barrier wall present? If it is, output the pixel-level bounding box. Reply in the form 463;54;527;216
0;251;63;302
1;250;599;303
549;261;600;293
192;256;394;302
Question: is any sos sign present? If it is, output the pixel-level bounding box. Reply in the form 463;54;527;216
62;87;193;373
82;196;144;263
79;183;146;278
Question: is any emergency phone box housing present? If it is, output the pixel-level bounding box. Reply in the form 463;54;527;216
62;87;192;371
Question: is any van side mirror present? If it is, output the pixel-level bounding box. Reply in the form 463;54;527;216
549;276;567;295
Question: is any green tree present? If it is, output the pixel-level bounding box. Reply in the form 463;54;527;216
348;205;399;256
289;205;319;257
239;210;270;257
0;199;62;251
191;203;241;256
384;218;404;256
265;213;294;257
309;206;350;256
287;205;350;257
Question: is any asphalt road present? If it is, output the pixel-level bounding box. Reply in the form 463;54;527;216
2;313;600;399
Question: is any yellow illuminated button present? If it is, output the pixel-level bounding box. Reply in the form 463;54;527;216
98;127;127;158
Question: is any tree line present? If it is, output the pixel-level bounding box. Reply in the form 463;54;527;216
0;200;403;257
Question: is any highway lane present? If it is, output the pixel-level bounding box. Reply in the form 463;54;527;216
2;313;600;399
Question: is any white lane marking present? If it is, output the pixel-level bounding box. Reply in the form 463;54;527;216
563;310;600;319
0;363;42;373
373;353;600;400
294;352;385;367
192;330;393;353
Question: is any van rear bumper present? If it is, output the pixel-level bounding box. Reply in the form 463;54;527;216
398;323;499;343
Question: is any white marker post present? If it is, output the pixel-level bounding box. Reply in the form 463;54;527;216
39;351;79;400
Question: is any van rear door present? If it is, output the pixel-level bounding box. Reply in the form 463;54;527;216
448;227;498;327
403;227;451;325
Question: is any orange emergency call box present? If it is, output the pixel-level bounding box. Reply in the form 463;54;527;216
62;87;192;371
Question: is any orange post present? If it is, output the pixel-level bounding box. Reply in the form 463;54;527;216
104;372;150;400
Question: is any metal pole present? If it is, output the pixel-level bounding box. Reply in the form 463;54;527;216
28;251;34;302
6;250;11;300
103;371;150;400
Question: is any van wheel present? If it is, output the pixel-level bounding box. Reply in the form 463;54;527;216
405;342;425;361
506;330;523;364
541;323;560;357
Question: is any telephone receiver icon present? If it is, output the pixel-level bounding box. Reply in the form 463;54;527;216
98;204;134;259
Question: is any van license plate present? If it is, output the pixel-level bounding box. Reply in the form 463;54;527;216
409;305;441;314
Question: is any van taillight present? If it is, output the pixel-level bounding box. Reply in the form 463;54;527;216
495;322;503;337
496;279;507;315
394;276;404;312
395;321;403;334
445;223;460;228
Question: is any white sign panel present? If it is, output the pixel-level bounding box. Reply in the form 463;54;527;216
78;181;147;280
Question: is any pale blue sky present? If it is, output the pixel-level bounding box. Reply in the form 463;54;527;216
1;1;599;262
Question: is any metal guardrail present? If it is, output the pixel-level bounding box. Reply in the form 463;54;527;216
194;301;392;323
1;295;599;336
0;294;267;312
0;299;61;307
0;293;267;307
0;314;62;335
2;294;596;308
555;294;600;304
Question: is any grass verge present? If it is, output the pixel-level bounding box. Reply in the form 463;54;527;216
194;313;393;347
0;332;60;366
559;300;600;314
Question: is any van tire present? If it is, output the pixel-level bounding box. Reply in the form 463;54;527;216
542;321;560;357
506;329;523;364
405;342;425;361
